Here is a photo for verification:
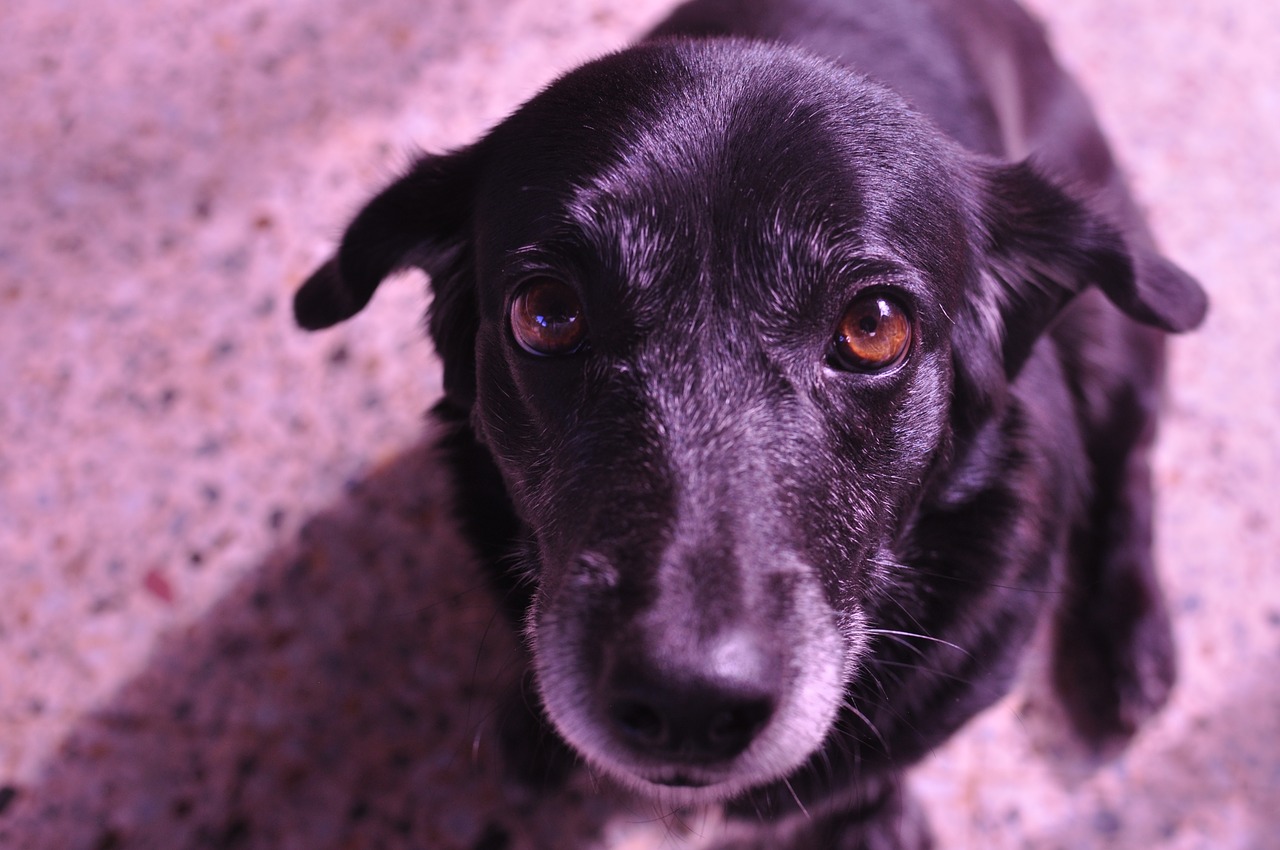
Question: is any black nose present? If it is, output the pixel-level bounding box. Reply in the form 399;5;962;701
604;638;780;763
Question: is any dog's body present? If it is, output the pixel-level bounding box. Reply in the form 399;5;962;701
294;0;1206;846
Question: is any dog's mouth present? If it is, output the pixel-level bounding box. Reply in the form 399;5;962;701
648;772;714;789
617;762;757;803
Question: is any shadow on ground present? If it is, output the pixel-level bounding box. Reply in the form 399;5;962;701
0;434;632;850
4;428;1278;849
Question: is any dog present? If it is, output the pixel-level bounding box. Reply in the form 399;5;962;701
293;0;1207;845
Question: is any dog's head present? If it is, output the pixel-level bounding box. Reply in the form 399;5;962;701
295;41;1205;801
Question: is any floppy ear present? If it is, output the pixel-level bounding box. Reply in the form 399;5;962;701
975;160;1207;375
948;159;1206;433
293;147;483;405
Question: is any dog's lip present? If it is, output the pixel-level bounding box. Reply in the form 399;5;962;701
647;772;714;788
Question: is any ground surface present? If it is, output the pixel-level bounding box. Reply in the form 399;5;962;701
1;1;1277;848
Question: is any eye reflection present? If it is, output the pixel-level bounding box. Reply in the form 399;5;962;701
832;294;912;371
510;277;587;356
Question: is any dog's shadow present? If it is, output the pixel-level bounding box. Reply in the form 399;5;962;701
4;432;1276;849
0;433;654;850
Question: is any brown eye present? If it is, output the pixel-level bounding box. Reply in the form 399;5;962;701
510;277;588;356
832;294;912;371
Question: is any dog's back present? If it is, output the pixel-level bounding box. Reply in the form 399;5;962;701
656;0;1119;188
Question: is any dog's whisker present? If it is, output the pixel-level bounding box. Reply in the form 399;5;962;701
850;670;937;743
873;590;970;661
865;631;931;660
783;776;811;820
863;628;971;657
838;701;893;758
897;564;1061;595
407;577;494;618
873;658;977;686
470;604;508;686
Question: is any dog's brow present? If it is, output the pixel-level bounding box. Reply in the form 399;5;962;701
497;227;606;276
503;243;561;272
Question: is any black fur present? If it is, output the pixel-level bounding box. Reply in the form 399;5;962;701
293;0;1206;846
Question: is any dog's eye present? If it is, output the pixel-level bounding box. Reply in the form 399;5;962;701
510;277;588;356
831;294;912;372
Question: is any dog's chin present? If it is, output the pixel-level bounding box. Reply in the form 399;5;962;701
616;766;760;806
565;730;828;807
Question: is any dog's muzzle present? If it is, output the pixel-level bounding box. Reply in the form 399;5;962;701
532;551;854;801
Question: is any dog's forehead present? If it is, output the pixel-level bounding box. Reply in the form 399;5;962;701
473;41;971;313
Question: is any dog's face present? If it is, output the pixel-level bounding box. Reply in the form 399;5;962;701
296;42;1204;802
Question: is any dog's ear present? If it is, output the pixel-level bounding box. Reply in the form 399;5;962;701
294;147;482;405
948;159;1206;433
972;160;1207;375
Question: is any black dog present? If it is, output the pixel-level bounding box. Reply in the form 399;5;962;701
294;0;1206;845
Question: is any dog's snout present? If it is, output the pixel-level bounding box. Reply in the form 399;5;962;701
603;634;780;763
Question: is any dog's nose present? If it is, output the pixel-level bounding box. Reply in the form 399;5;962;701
604;634;780;762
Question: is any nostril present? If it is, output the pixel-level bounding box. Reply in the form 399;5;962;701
605;681;775;762
602;631;782;763
706;700;772;750
610;697;667;747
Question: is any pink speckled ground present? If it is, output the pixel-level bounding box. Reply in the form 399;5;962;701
1;1;1277;848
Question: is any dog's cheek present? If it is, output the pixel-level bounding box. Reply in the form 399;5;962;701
526;566;626;774
891;361;956;492
469;336;561;513
800;362;954;581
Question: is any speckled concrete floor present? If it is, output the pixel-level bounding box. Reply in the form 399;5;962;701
1;1;1277;848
